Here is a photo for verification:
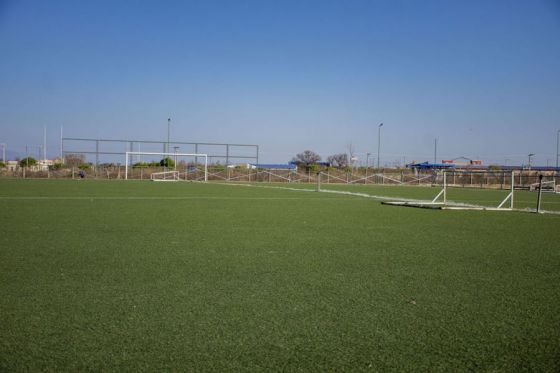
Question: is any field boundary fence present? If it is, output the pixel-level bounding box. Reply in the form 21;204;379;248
1;166;558;191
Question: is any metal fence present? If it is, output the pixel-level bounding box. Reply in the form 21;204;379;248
61;137;259;166
2;166;557;190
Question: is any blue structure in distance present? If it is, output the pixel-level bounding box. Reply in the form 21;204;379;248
407;162;455;170
250;163;297;170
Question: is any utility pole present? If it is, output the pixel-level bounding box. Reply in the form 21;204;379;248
528;153;535;169
0;143;5;164
167;118;171;154
556;130;560;171
377;123;383;169
43;125;47;161
366;152;370;181
60;126;63;163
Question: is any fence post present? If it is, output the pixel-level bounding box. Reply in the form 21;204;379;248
536;174;543;213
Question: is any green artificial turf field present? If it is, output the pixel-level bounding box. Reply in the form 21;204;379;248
1;179;559;371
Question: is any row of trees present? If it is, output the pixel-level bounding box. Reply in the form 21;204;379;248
291;150;350;169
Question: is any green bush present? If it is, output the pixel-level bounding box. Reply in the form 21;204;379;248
160;157;175;168
19;157;37;167
49;163;65;170
133;162;149;168
0;161;5;168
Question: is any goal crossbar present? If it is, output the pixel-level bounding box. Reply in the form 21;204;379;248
125;152;208;181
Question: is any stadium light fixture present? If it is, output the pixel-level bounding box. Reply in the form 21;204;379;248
377;123;383;169
556;130;560;171
0;143;6;163
167;118;171;154
366;152;371;180
528;153;535;169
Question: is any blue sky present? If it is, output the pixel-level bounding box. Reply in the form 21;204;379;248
1;0;559;166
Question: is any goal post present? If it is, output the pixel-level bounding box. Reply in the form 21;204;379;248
125;152;208;181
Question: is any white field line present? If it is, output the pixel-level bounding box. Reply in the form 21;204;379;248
0;195;357;201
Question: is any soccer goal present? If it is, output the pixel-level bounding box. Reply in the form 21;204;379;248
529;179;557;193
382;171;516;211
125;152;208;182
151;171;180;182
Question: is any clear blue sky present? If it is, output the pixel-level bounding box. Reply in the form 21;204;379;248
1;0;559;166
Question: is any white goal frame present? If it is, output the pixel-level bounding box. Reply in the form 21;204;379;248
529;179;557;193
383;171;516;211
151;171;180;182
125;152;208;182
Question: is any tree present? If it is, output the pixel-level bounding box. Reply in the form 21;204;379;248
327;153;349;168
292;150;321;167
160;157;175;168
19;157;37;168
65;153;86;167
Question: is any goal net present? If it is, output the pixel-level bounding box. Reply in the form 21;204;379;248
125;152;208;181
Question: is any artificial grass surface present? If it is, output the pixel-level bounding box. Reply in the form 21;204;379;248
1;179;559;371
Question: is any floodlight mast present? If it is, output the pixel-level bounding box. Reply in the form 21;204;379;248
167;118;171;154
0;143;6;164
528;153;535;169
556;130;560;171
366;152;370;181
377;123;383;169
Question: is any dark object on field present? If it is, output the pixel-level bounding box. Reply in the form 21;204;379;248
79;170;85;179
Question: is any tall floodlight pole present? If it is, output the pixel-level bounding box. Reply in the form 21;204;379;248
167;118;171;154
43;125;47;161
0;143;6;164
528;153;535;169
434;138;438;164
60;126;63;163
366;152;370;181
556;130;560;171
377;123;383;169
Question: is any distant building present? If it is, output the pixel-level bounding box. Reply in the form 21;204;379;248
6;161;18;171
5;159;55;171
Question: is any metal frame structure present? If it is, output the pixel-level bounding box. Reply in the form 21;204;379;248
125;152;208;182
150;171;180;182
382;171;516;211
62;137;258;166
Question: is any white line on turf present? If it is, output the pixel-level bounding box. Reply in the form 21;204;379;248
0;196;358;201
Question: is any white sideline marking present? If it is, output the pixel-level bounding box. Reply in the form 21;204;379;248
0;196;357;201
